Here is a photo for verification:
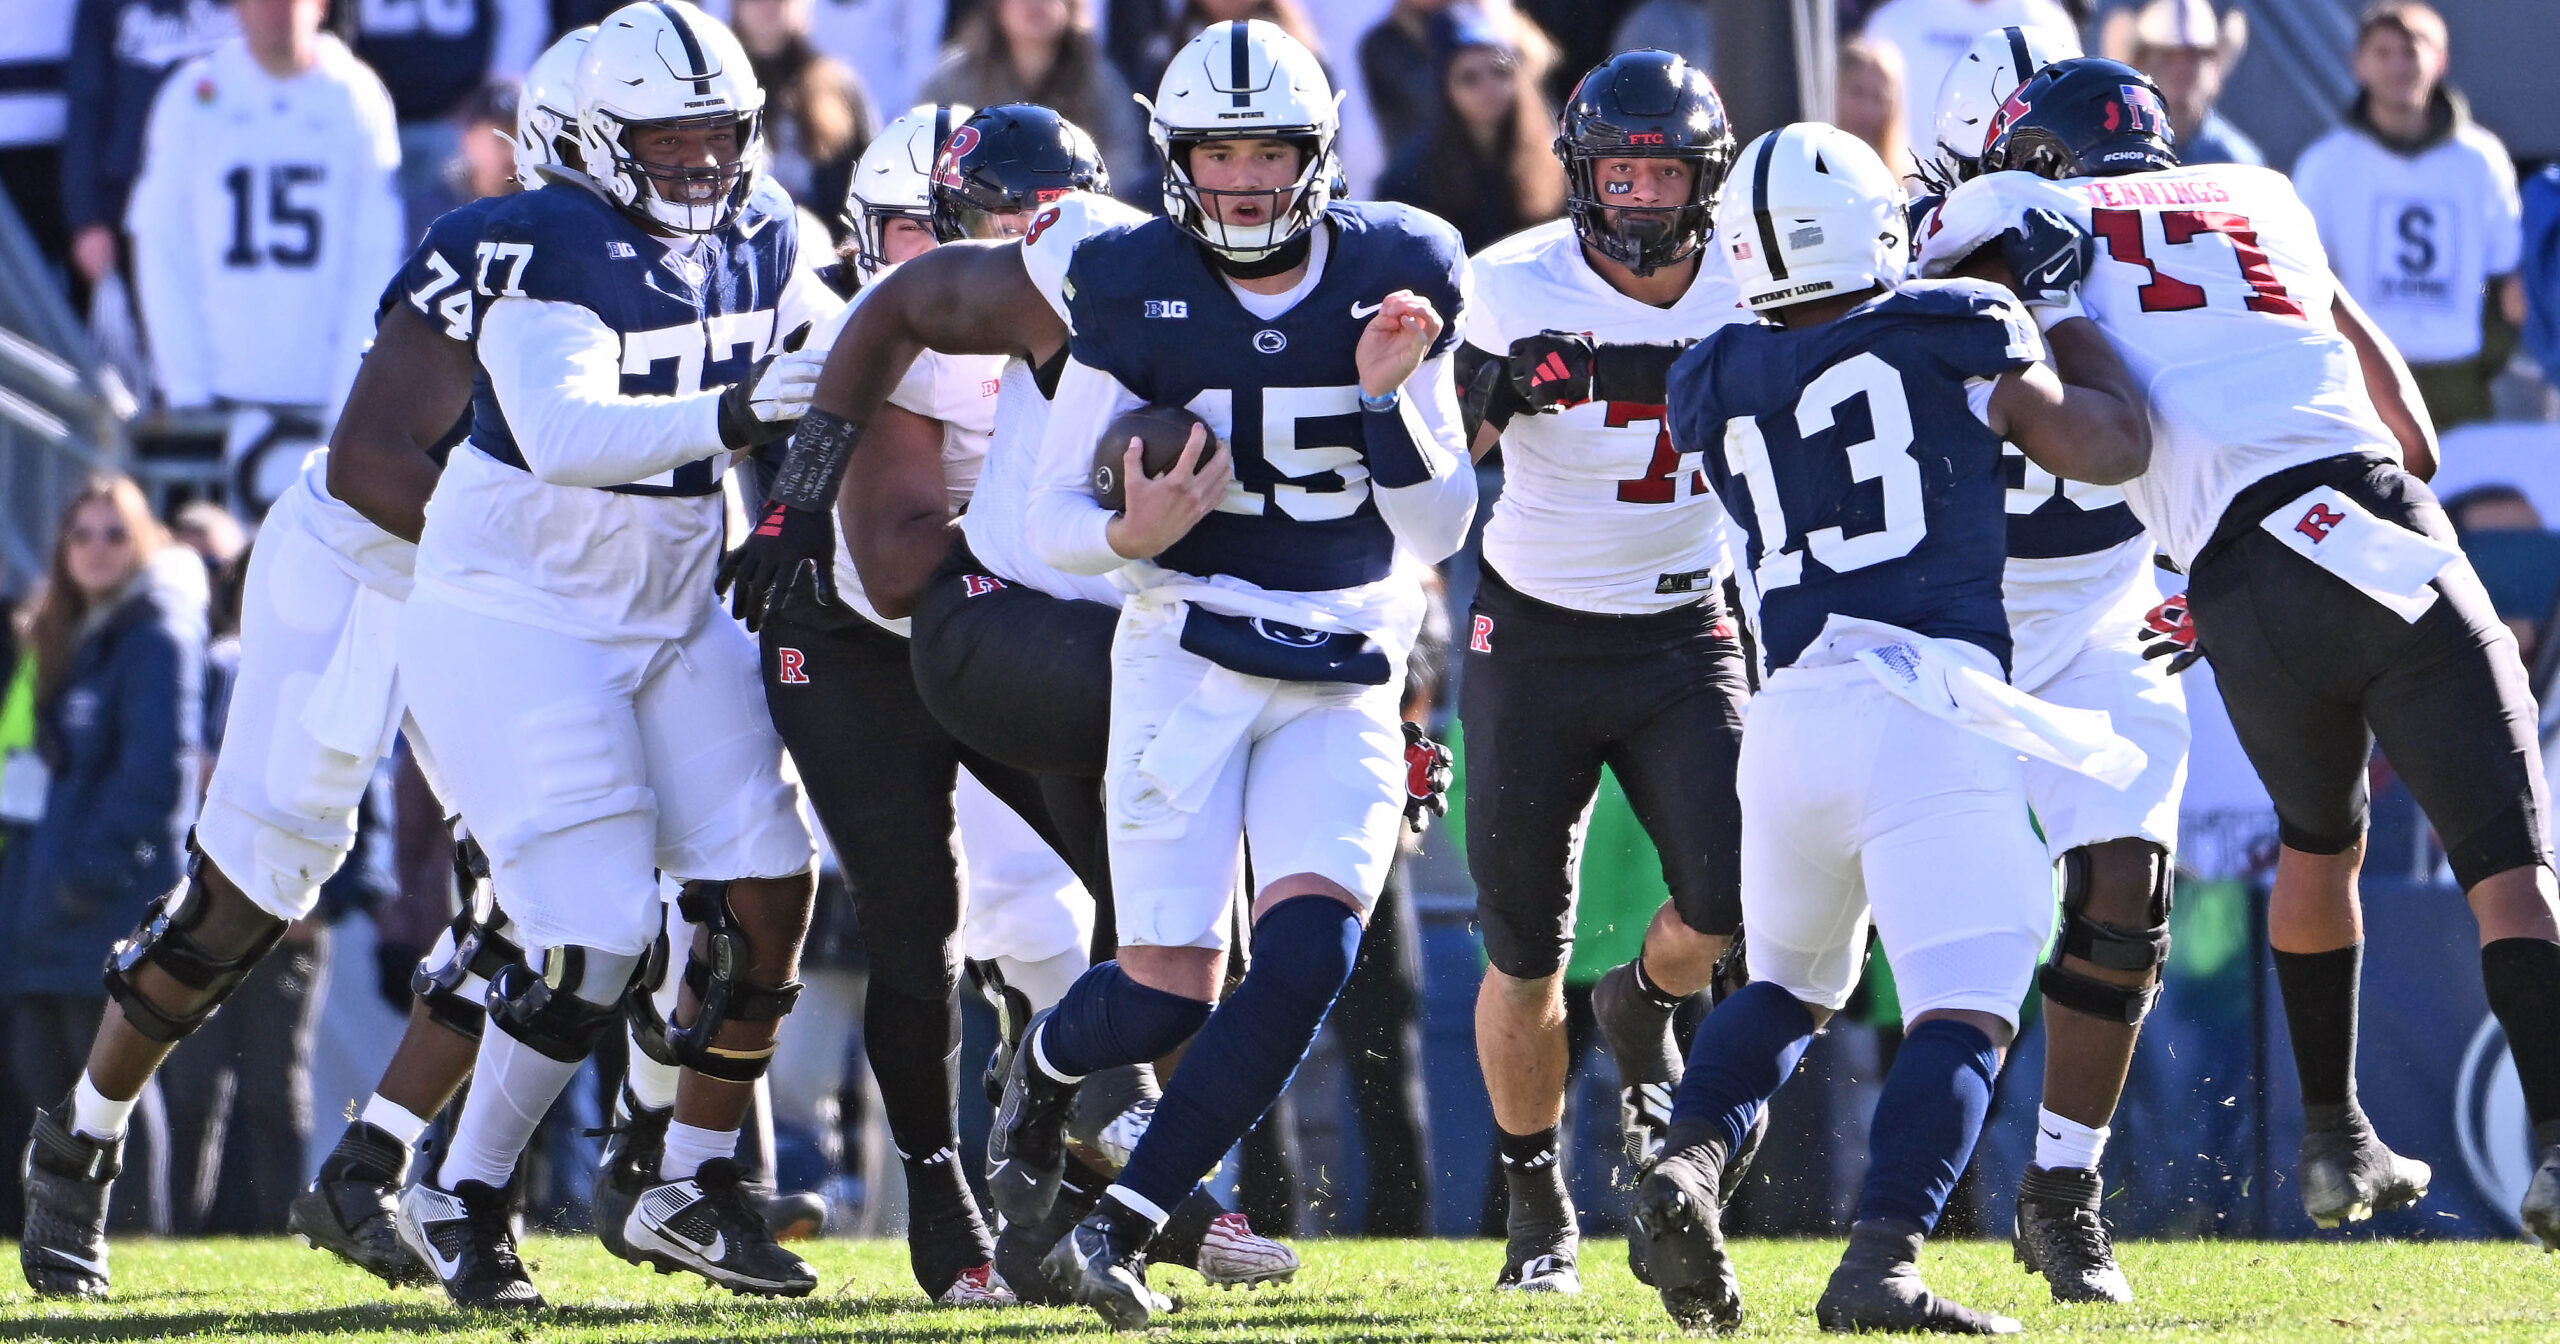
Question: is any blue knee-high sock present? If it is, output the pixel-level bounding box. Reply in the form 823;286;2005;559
1666;980;1818;1157
1033;961;1212;1081
1853;1018;2000;1233
1109;896;1362;1221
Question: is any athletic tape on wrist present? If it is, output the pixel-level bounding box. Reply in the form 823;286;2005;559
770;409;863;512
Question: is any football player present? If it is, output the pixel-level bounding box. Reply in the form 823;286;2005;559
1446;49;1752;1296
387;1;834;1308
11;27;605;1308
1927;57;2560;1250
994;20;1475;1328
1648;122;2151;1334
1913;29;2188;1307
735;101;1305;1298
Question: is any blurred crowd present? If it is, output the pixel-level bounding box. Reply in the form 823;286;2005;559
1;0;2555;1239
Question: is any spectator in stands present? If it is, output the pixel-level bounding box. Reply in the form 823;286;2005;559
918;0;1145;202
346;0;542;235
61;0;238;304
1375;12;1564;255
798;0;943;118
125;0;402;424
1836;35;1907;180
0;477;202;1143
2;1;80;287
2111;0;2256;165
734;0;874;235
447;80;523;206
1358;0;1453;162
1612;0;1714;77
2293;2;2522;432
1130;0;1329;119
1858;0;2080;167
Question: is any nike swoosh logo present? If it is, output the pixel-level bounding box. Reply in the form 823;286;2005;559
703;1231;726;1262
1350;300;1383;319
620;76;646;85
36;1247;105;1276
2042;1127;2064;1140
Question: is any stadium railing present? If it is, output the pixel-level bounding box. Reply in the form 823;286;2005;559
0;188;129;586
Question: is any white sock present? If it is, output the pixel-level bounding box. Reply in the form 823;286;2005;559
2034;1106;2111;1171
360;1095;432;1147
70;1073;136;1143
998;950;1089;1015
625;1031;680;1112
438;1030;582;1191
660;1121;739;1181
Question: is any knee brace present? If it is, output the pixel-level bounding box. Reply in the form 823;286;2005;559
485;944;639;1063
2037;845;2173;1026
410;878;521;1042
666;880;805;1083
620;928;679;1066
103;841;289;1043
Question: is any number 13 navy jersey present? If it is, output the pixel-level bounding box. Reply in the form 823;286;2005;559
1670;279;2041;673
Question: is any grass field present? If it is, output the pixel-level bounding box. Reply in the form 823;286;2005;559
1;1237;2554;1341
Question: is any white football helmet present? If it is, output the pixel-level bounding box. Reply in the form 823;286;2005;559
1140;19;1340;265
847;103;966;279
1718;123;1908;312
573;0;766;234
513;26;592;190
1921;25;2080;192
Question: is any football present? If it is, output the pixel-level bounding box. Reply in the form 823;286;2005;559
1091;402;1212;510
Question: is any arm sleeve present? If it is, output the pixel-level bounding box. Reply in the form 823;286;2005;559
1370;353;1477;564
324;73;408;426
127;73;211;408
478;297;729;486
1025;355;1143;575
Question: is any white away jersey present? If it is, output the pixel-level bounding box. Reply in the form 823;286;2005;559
125;35;403;413
1464;219;1748;613
1922;164;2397;570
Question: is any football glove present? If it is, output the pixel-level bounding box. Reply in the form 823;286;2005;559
1460;356;1531;444
1999;207;2094;311
2138;591;2201;674
1508;332;1598;410
716;500;838;632
1402;721;1453;835
717;341;827;448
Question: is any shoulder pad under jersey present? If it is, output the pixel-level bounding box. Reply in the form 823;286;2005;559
1020;191;1149;326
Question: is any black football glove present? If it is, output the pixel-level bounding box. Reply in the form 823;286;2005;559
1402;721;1453;835
716;334;826;448
2138;591;2201;674
1508;331;1597;410
1461;357;1532;444
1999;207;2095;311
716;500;838;632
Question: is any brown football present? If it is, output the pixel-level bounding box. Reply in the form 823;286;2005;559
1091;403;1211;510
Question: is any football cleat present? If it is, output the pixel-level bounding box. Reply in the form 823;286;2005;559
20;1102;120;1299
997;1163;1102;1305
2299;1117;2429;1228
1634;1143;1740;1332
1593;960;1683;1182
1194;1211;1299;1287
1042;1207;1171;1330
396;1178;543;1310
987;1009;1080;1226
590;1092;671;1264
2519;1136;2558;1251
906;1144;999;1302
623;1158;818;1297
1496;1245;1582;1295
2011;1163;2132;1304
289;1120;431;1286
936;1262;1016;1306
1817;1218;2021;1335
763;1190;829;1242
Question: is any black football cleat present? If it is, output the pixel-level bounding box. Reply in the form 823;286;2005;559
396;1178;544;1310
998;1162;1103;1305
623;1158;818;1297
20;1102;120;1299
590;1090;671;1264
2012;1163;2132;1304
906;1145;1005;1303
290;1120;431;1286
2299;1111;2429;1229
1634;1142;1740;1333
1042;1204;1171;1331
2520;1129;2558;1252
1817;1218;2019;1335
987;1008;1080;1227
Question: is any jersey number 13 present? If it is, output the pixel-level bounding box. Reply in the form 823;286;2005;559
1721;352;1922;592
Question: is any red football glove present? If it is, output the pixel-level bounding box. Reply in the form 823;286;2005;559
1402;721;1453;834
2138;592;2201;674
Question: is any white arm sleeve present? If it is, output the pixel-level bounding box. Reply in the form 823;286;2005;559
127;71;210;409
1370;353;1477;564
478;297;729;487
1026;355;1141;575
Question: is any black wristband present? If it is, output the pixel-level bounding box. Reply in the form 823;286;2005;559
1589;341;1694;405
770;409;863;511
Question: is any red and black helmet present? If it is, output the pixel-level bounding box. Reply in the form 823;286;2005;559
1554;49;1736;276
928;103;1110;243
1982;57;2180;181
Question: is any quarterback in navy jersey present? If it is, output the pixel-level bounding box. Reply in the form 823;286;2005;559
987;21;1473;1330
14;31;600;1305
1642;123;2150;1337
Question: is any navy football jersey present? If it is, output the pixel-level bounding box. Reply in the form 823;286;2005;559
1062;202;1467;592
462;181;802;497
1672;280;2040;672
377;192;512;467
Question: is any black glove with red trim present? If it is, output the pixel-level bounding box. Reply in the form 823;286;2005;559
2138;591;2201;674
1402;721;1454;834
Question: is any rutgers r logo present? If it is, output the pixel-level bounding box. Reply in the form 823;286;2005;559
775;648;810;684
963;574;1008;597
1469;614;1494;654
2294;502;2345;543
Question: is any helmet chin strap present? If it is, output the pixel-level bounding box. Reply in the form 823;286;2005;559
1205;227;1312;280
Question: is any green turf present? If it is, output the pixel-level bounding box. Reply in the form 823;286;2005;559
1;1236;2553;1341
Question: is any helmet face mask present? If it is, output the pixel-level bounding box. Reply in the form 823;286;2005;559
1556;50;1736;277
1145;20;1340;266
927;104;1109;243
574;1;767;236
1162;131;1325;258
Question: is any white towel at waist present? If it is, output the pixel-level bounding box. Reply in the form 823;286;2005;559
300;582;406;760
1801;615;2147;789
